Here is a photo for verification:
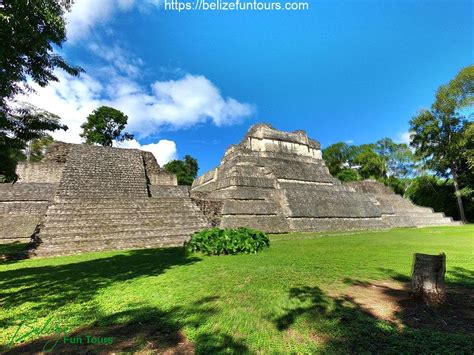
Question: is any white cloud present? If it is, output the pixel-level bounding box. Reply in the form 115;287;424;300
88;42;144;78
121;74;255;134
19;54;254;144
65;0;161;42
114;139;177;165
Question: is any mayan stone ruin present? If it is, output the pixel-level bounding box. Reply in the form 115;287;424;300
0;124;460;257
191;124;460;232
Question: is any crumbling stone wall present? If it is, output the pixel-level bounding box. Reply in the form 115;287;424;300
191;197;223;227
141;151;177;186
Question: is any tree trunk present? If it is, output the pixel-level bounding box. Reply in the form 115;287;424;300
451;165;467;223
411;253;446;307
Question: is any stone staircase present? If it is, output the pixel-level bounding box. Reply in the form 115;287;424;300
347;181;462;228
56;144;149;199
33;198;210;257
379;194;461;227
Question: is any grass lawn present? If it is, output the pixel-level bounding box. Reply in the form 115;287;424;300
0;226;473;353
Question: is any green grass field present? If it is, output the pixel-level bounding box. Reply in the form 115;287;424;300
1;226;473;353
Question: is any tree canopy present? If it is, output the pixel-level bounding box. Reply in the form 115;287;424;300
80;106;134;146
164;155;198;186
0;0;81;181
409;65;473;223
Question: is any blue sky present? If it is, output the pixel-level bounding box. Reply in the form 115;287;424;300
26;0;473;173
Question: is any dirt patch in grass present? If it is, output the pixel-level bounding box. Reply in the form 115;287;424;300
341;280;474;334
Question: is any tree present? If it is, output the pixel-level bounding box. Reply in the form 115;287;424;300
323;142;387;181
352;144;387;179
322;142;357;176
336;168;361;182
27;135;54;162
80;106;134;146
409;66;474;223
0;0;81;181
164;155;199;185
0;104;66;181
375;138;417;178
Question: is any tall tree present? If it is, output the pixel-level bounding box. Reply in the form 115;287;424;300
409;66;474;223
322;142;356;176
375;138;417;178
164;155;199;185
352;144;387;179
80;106;134;146
0;0;81;181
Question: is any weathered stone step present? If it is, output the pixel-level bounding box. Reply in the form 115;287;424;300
43;214;207;226
41;223;206;236
0;201;49;213
393;211;444;218
53;197;193;203
46;207;202;214
0;183;57;201
32;236;188;257
45;205;200;214
40;227;202;245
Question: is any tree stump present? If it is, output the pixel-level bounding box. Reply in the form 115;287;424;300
411;253;446;307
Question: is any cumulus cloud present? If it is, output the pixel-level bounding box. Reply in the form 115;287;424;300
19;39;254;162
65;0;160;42
21;70;254;143
114;139;177;165
120;74;255;134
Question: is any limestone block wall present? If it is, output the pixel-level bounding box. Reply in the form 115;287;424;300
16;162;65;183
57;145;149;199
0;183;57;244
150;185;190;198
141;151;177;186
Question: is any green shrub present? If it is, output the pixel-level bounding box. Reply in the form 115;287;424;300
185;227;270;255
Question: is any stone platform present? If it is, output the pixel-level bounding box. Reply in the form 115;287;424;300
191;124;460;232
0;124;461;257
0;142;209;256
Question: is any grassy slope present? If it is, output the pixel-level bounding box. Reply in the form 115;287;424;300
0;226;473;353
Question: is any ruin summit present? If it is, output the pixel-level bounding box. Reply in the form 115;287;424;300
0;124;460;257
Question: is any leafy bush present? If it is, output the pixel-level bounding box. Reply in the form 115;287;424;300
185;227;270;255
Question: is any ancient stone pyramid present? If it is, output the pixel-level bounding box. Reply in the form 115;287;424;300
0;124;461;257
191;124;460;232
0;142;209;257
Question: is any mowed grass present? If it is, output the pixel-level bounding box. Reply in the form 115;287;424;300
0;226;473;353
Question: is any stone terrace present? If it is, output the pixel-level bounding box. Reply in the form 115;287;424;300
0;142;209;257
191;124;461;232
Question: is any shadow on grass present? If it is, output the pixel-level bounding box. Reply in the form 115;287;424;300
2;296;248;354
0;248;249;354
0;247;200;328
0;243;31;264
274;283;474;353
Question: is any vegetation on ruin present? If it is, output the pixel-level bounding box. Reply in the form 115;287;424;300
164;155;199;185
186;227;270;255
80;106;134;147
0;0;81;182
0;225;472;353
